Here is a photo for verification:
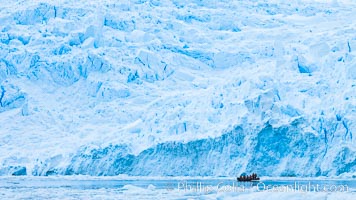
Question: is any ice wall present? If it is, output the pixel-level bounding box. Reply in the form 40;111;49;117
0;0;355;177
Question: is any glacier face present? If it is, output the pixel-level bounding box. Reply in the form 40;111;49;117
0;0;355;177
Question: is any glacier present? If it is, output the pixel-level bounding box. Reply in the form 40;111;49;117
0;0;355;178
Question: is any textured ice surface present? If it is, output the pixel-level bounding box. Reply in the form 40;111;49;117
0;0;355;177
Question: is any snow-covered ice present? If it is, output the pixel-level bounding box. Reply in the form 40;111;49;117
0;0;355;181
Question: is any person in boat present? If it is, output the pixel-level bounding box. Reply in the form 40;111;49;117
237;173;260;181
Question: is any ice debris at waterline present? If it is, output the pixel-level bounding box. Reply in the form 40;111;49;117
0;0;355;177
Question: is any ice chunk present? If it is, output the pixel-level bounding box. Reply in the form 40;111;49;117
0;83;26;113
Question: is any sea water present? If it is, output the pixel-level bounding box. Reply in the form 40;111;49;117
1;177;355;199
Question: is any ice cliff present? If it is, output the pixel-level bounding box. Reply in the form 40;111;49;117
0;0;355;177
